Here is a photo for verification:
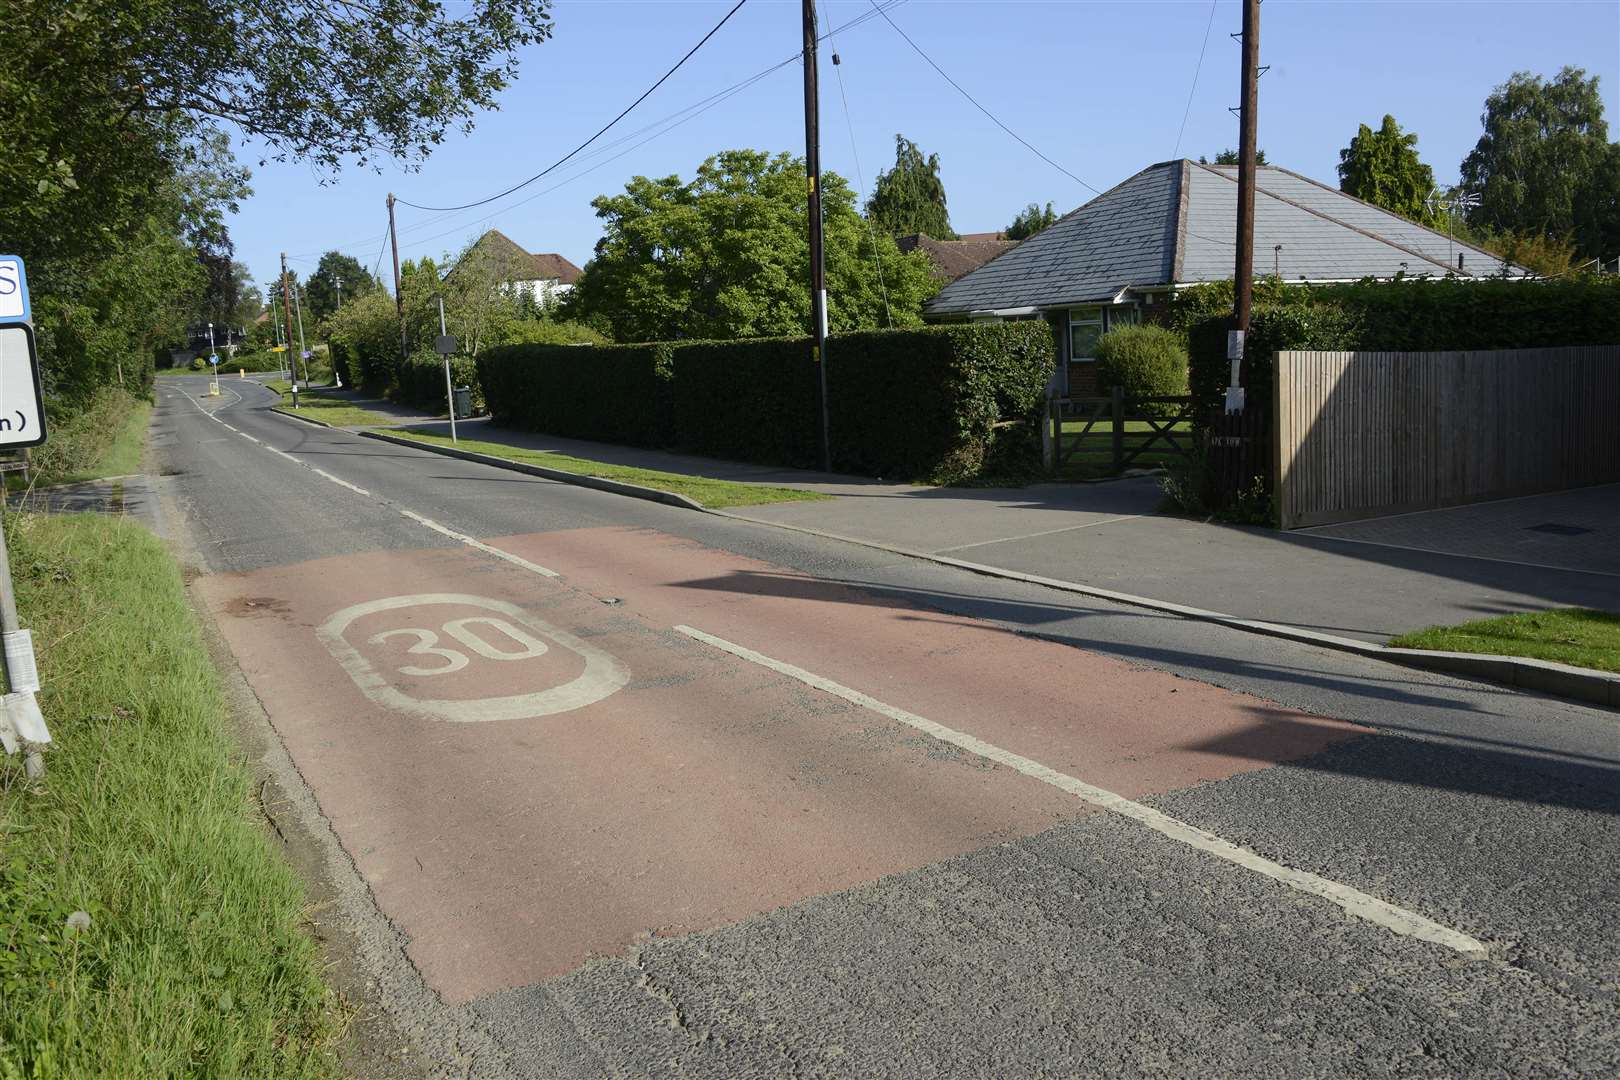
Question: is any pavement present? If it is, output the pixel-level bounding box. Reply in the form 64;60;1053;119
6;474;164;532
149;375;1620;1078
400;418;1620;644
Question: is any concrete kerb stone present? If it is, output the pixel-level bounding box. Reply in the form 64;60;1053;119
269;406;334;429
358;429;707;512
354;425;1620;713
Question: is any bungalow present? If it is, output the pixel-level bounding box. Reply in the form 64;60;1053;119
454;229;583;308
924;159;1530;396
897;231;1019;282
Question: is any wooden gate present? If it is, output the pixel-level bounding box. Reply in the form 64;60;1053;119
1045;387;1196;476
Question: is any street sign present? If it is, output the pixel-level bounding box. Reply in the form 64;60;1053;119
434;334;457;356
0;324;47;448
0;256;29;324
270;345;287;353
300;350;312;359
209;354;219;365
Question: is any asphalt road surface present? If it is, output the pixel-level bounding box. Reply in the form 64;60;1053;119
153;377;1619;1078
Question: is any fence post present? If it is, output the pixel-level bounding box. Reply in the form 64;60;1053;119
1042;396;1054;471
1111;385;1126;473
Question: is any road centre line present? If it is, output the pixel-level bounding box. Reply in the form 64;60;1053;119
674;624;1490;959
174;383;559;578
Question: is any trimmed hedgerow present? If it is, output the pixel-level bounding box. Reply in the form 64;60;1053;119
475;324;1055;483
476;341;674;447
394;349;484;415
1183;276;1620;417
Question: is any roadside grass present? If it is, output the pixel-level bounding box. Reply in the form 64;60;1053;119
382;428;831;510
264;381;396;428
1389;607;1620;673
0;513;344;1077
1055;418;1192;480
10;389;150;492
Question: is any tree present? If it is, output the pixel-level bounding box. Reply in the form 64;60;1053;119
1337;115;1437;224
1005;202;1059;241
1460;67;1620;259
1201;149;1269;165
567;150;942;342
865;136;957;238
305;252;381;323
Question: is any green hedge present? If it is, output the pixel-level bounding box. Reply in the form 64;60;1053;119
477;342;674;447
1185;277;1620;416
475;324;1054;482
394;350;484;414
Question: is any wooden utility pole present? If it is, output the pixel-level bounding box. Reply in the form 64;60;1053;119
387;193;408;364
1227;0;1261;412
279;253;296;381
803;0;831;472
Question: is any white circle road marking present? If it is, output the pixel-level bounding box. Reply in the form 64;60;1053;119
319;594;628;723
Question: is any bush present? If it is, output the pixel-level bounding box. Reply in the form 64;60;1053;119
477;342;674;447
394;350;484;415
1092;325;1188;402
476;324;1054;483
1182;276;1620;418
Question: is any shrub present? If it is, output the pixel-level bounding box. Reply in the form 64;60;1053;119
1183;276;1620;418
476;324;1054;483
394;350;484;415
477;342;674;447
1092;325;1189;402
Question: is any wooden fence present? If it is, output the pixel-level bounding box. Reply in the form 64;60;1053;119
1274;346;1620;528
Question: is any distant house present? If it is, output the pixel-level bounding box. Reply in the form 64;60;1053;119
924;160;1531;396
897;231;1019;282
455;229;583;307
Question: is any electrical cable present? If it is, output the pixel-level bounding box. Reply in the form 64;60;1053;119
1172;0;1220;160
396;0;752;213
826;35;892;327
388;1;913;259
868;1;1100;195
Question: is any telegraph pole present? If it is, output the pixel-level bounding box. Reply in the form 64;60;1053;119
280;253;297;384
1225;0;1260;413
803;0;831;472
388;193;409;365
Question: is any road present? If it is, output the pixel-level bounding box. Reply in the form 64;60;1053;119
152;375;1619;1078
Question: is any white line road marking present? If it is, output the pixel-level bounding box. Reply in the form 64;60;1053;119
932;514;1146;554
675;624;1490;959
397;508;560;577
172;383;559;578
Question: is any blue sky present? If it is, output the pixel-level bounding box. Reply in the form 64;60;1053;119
243;0;1619;294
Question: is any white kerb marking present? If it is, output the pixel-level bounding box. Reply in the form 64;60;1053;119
675;624;1489;959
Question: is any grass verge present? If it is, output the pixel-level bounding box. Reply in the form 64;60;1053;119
265;381;396;428
1388;607;1620;673
383;428;831;510
0;513;343;1077
12;389;150;492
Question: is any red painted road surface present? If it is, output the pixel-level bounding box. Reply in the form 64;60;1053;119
199;527;1360;1004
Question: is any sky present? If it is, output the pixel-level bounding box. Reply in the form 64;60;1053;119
237;0;1620;295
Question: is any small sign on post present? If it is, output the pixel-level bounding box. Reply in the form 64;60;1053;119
1224;329;1247;414
0;255;50;775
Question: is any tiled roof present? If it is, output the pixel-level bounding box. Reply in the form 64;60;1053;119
925;161;1527;315
460;229;582;284
897;233;1020;281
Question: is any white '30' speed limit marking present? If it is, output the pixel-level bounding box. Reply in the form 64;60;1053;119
318;593;628;723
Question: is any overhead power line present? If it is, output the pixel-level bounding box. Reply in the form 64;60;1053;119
387;1;913;259
396;0;752;213
1172;0;1220;160
868;1;1101;196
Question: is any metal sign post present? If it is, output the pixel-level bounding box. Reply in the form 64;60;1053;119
0;255;51;777
435;296;458;444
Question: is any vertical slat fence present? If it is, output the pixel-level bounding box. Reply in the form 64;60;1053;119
1275;346;1620;528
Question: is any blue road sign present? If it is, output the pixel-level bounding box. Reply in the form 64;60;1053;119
210;355;220;365
0;255;30;325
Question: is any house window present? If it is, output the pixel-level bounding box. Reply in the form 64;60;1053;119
1068;307;1103;362
1069;305;1139;362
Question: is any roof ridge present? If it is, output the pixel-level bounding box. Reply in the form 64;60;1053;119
1196;165;1480;278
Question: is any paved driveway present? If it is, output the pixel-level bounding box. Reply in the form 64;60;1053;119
1302;484;1620;577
